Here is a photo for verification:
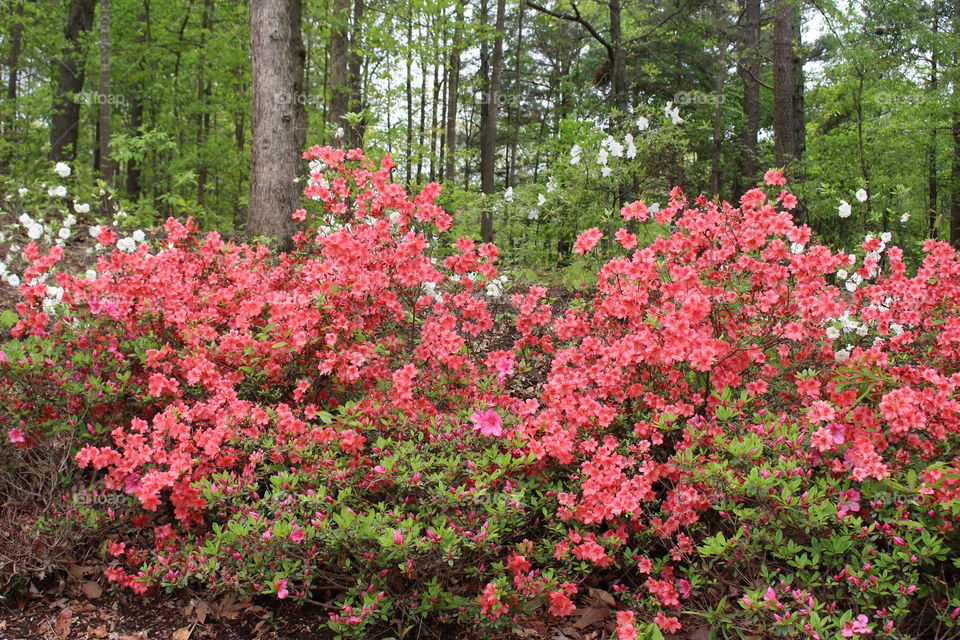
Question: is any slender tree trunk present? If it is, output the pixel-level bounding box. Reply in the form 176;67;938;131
50;0;97;162
196;0;212;205
346;0;365;147
1;1;26;170
737;0;760;190
248;0;306;250
126;4;147;199
929;0;940;238
416;19;429;184
443;1;464;183
609;0;626;114
429;56;441;182
951;2;960;247
480;0;505;243
405;4;413;184
772;0;799;168
98;0;114;183
710;7;727;195
328;0;350;142
509;2;524;187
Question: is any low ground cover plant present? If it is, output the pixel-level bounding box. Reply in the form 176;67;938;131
1;152;959;639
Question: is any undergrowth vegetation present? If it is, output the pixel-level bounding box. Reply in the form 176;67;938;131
1;150;959;639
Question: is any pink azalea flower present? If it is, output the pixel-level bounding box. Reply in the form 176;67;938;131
841;614;871;637
289;526;305;543
470;409;503;437
495;355;514;380
837;489;861;519
7;428;25;443
276;578;289;599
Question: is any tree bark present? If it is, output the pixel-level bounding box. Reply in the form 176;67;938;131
1;0;26;170
738;0;760;189
345;0;365;147
609;0;626;114
248;0;307;250
480;0;505;244
443;1;464;183
710;4;727;195
50;0;97;163
929;0;939;238
328;0;350;143
97;0;115;183
772;0;801;168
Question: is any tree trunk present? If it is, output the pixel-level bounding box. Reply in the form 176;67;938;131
772;0;800;168
738;0;760;189
480;0;505;244
126;4;147;199
196;0;213;205
98;0;115;183
951;1;960;247
443;1;464;183
50;0;97;163
710;6;727;195
248;0;307;250
328;0;350;143
346;0;365;147
1;1;26;170
609;0;626;114
405;4;413;184
929;0;940;238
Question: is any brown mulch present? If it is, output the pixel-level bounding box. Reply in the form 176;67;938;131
1;581;339;640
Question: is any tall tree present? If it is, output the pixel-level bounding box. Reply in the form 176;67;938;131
1;0;27;170
480;0;505;243
772;0;803;170
248;0;307;249
328;0;351;142
443;0;464;183
98;0;114;183
50;0;97;162
738;0;761;188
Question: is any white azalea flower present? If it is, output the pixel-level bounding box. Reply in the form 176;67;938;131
132;229;146;243
48;185;67;198
880;232;891;243
597;148;608;165
855;188;868;202
27;224;43;240
18;213;32;226
54;162;71;178
85;269;97;281
63;215;76;227
601;166;612;177
636;116;649;131
17;188;28;197
528;210;539;220
6;274;20;287
537;193;546;207
74;202;90;214
664;101;683;124
838;200;852;218
89;225;103;238
546;177;557;193
826;326;841;340
900;213;910;223
834;348;850;363
504;186;514;202
836;269;848;280
58;227;71;240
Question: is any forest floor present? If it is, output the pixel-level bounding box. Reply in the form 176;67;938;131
0;575;632;640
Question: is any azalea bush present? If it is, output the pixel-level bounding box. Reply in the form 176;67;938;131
2;153;960;639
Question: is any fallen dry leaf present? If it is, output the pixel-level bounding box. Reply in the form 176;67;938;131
573;604;609;629
172;625;193;640
81;580;103;599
